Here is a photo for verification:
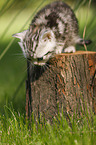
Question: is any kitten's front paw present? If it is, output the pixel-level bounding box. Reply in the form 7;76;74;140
64;46;76;53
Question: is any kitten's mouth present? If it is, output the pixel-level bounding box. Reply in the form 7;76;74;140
37;57;43;61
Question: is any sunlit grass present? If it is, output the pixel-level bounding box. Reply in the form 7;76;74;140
0;108;96;144
0;0;55;41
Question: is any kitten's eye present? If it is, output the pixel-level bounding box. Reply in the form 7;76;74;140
37;57;43;61
43;33;51;40
44;38;47;42
41;31;52;41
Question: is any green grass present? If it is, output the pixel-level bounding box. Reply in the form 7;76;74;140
0;108;96;145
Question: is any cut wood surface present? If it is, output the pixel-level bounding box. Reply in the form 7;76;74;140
26;51;96;122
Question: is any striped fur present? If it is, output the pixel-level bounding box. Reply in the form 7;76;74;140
13;1;91;66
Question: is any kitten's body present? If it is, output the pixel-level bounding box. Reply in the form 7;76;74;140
13;1;91;65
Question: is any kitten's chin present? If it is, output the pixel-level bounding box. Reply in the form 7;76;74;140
33;61;46;66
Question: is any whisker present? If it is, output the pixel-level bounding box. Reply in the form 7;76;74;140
14;55;26;63
11;53;24;56
24;63;30;73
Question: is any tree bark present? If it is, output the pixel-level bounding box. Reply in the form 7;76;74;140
25;51;96;122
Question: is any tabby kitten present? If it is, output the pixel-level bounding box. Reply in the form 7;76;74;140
13;1;91;65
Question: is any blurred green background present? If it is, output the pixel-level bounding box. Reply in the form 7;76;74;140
0;0;96;115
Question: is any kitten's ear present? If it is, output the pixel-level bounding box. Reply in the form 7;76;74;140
12;30;28;41
41;30;54;41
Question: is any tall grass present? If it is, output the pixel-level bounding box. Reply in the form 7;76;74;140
0;107;96;144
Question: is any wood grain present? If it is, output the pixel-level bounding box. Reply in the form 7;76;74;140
25;51;96;122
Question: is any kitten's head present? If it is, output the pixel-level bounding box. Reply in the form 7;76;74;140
13;28;56;65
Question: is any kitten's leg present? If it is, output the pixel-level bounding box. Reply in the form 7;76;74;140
64;46;76;53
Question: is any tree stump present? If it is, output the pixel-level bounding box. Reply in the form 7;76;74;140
25;51;96;122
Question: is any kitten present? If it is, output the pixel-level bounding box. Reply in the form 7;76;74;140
13;1;91;65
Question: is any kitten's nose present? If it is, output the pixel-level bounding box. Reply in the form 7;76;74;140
37;57;43;61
